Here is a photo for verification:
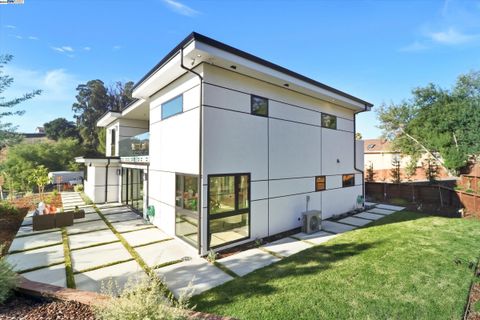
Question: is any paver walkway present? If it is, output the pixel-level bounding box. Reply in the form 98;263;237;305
7;194;405;298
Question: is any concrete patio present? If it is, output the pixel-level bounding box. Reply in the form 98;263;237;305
6;192;405;298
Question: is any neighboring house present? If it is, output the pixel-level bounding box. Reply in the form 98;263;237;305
76;32;372;255
363;138;448;181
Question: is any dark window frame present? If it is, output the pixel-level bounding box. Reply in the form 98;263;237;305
207;173;251;249
315;176;326;191
161;94;184;120
251;95;269;117
110;128;116;156
342;174;355;188
321;113;337;130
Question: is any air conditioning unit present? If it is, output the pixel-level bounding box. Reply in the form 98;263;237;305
302;210;322;234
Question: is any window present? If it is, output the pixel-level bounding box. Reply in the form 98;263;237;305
342;174;355;187
162;95;183;119
315;176;326;191
251;95;268;117
110;129;116;156
321;113;337;129
175;174;199;248
208;174;250;248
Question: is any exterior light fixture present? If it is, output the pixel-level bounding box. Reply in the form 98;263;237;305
230;65;237;70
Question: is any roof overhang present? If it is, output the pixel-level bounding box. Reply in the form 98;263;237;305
97;111;121;128
133;32;373;111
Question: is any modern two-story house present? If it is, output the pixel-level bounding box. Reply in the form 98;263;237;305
77;32;372;255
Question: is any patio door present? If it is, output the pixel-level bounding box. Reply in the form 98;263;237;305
121;168;144;215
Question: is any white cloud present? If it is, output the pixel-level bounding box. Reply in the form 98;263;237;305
15;35;23;39
427;27;478;45
52;47;65;53
28;36;39;40
4;25;16;29
83;46;91;51
113;45;122;50
51;46;74;53
400;41;428;52
162;0;199;16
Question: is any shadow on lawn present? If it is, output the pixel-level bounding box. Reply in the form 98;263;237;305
361;210;436;229
193;240;381;310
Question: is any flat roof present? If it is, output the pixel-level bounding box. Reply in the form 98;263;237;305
133;32;373;108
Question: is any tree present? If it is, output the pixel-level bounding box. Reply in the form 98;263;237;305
390;156;401;183
28;165;49;199
72;80;134;154
377;71;480;175
424;156;438;183
0;54;41;149
0;138;84;192
44;117;79;141
404;157;418;181
355;132;363;140
365;163;375;182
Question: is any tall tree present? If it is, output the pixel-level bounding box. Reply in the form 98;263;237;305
377;70;480;174
109;81;135;111
0;54;41;149
44;117;79;141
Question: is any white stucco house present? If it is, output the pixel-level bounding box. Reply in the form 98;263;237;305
76;32;372;255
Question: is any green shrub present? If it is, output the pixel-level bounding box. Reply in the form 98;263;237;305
0;202;19;215
473;300;480;313
52;189;59;197
95;274;191;320
390;198;409;205
0;249;17;303
74;184;84;192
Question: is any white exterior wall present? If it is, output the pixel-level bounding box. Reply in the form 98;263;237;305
83;162;120;203
202;64;363;250
147;69;202;237
105;119;149;157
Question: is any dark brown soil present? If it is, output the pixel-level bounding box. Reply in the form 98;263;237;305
0;294;96;320
467;282;480;320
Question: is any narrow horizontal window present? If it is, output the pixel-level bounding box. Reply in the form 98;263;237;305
321;113;337;129
315;176;326;191
342;174;355;187
251;95;268;117
162;95;183;119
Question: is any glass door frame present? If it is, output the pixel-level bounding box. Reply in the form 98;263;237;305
121;167;145;216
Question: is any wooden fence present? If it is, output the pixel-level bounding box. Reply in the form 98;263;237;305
365;182;480;217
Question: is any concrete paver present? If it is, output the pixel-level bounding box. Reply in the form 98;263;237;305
218;248;280;276
354;212;385;221
22;263;67;287
293;231;338;245
261;237;312;258
156;258;233;297
338;216;372;227
135;240;195;268
71;242;132;272
75;260;147;295
69;229;119;250
104;212;140;223
9;231;62;252
66;220;108;235
122;228;171;247
7;244;64;272
111;219;153;233
376;204;405;211
74;212;102;223
322;221;357;234
367;208;396;215
365;201;377;206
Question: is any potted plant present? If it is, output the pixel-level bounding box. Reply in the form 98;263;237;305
32;202;56;231
73;205;85;219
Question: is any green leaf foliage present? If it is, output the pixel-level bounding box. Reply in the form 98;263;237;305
377;71;480;173
44;117;79;141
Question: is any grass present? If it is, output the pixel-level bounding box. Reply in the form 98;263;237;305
474;300;480;313
192;211;480;320
61;228;75;289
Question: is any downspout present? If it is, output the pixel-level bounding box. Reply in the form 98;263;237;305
180;47;203;255
105;158;110;203
354;104;370;205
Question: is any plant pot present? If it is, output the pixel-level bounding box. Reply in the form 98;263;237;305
55;212;74;227
32;214;56;231
73;209;85;219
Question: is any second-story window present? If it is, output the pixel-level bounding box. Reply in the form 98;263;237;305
251;95;268;117
110;129;116;156
162;95;183;119
321;113;337;129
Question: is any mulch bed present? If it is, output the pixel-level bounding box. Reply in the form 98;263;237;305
0;294;95;320
466;264;480;320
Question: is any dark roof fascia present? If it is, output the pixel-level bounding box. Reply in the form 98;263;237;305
121;98;140;112
133;32;373;108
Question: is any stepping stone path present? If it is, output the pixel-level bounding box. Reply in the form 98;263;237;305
6;194;405;298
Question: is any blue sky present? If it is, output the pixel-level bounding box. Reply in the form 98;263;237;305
1;0;480;137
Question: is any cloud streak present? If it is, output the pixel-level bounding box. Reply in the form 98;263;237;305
427;28;478;45
162;0;199;16
51;46;74;53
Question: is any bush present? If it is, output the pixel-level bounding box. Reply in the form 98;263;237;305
0;202;19;215
0;249;17;303
94;274;191;320
74;184;84;192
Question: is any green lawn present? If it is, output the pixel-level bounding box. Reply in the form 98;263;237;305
192;212;480;320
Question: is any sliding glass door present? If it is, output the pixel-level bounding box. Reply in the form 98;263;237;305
121;168;145;215
208;173;250;248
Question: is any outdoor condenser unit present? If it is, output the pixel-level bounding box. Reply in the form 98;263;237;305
302;210;322;234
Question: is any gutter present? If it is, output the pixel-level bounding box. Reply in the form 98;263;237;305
105;158;110;203
180;48;204;256
353;105;370;204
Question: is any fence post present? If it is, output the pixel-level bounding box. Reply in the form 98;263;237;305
438;185;443;207
384;183;387;201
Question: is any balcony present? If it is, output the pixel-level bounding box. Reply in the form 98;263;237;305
119;132;149;163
